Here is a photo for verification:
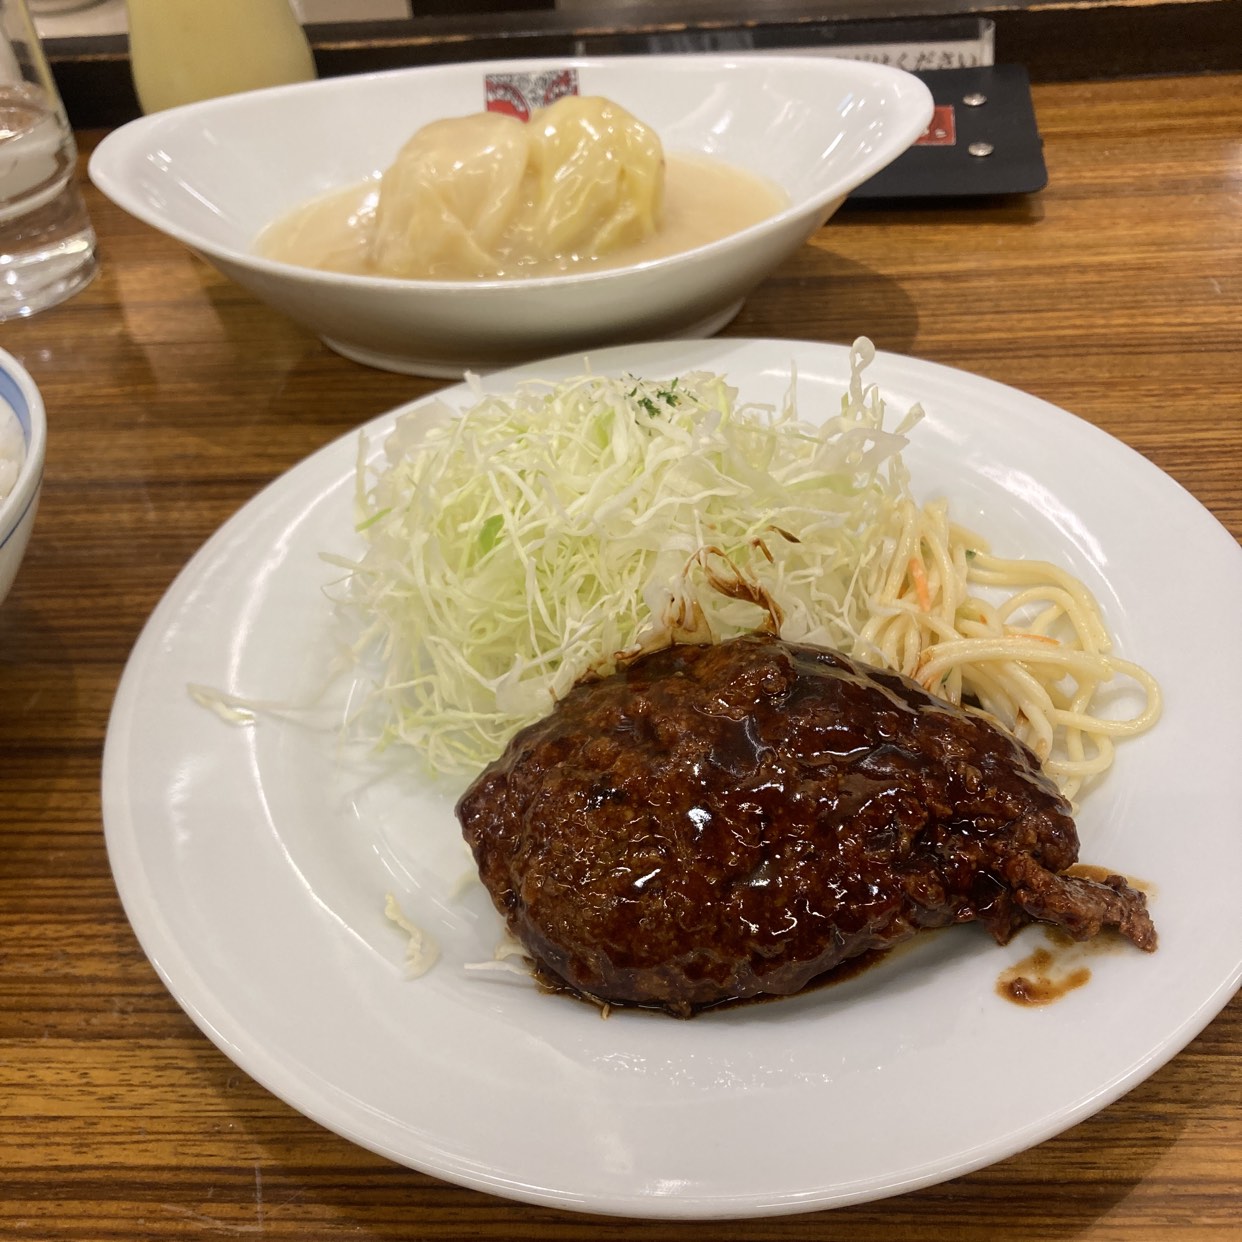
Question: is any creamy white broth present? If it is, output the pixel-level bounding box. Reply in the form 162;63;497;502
255;98;787;281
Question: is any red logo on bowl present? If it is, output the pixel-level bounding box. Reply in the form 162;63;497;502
485;69;580;122
916;104;957;146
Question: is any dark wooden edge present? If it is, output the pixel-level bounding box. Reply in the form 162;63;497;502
50;0;1242;130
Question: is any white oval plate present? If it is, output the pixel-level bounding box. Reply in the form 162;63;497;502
102;340;1242;1219
88;55;931;376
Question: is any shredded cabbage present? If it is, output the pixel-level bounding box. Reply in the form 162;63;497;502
383;893;440;978
332;338;921;775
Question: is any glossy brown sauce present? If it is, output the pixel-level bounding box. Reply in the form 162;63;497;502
997;865;1152;1006
1067;862;1156;896
997;944;1092;1006
534;946;895;1018
539;866;1155;1015
707;947;894;1013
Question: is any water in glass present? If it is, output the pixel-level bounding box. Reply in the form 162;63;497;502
0;0;97;320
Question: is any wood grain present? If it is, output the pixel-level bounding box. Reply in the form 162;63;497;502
0;72;1238;1241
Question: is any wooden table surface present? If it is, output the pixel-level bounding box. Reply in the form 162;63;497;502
1;71;1239;1241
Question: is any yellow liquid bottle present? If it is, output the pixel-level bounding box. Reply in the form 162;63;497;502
126;0;316;114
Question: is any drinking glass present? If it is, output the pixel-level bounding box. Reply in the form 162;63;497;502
126;0;316;115
0;0;97;320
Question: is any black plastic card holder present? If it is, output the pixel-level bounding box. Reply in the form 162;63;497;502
851;65;1048;200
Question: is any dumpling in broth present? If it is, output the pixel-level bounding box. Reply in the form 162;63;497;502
522;95;664;260
370;111;531;279
370;96;665;279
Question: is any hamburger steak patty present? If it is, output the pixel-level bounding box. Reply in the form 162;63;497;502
456;634;1156;1016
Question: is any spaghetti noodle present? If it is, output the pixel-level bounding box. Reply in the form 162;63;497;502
854;498;1161;803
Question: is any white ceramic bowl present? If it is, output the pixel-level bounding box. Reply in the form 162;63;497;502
89;55;933;377
0;348;46;607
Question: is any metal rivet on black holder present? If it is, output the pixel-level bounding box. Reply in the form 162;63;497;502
968;142;995;158
962;92;988;107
